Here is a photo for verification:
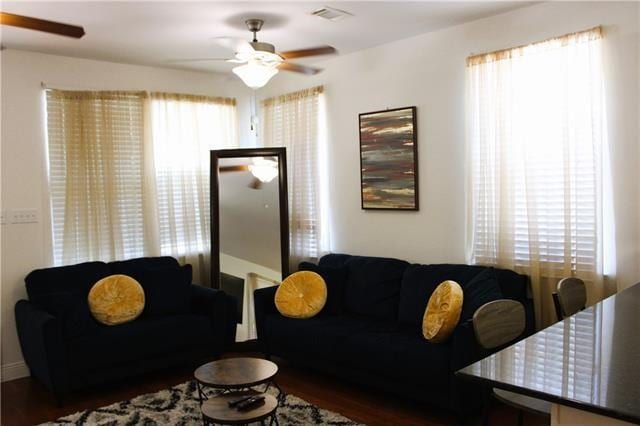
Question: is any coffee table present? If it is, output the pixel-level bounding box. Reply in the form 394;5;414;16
194;357;285;424
201;390;278;426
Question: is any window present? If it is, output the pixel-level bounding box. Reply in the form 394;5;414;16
147;93;237;283
466;27;607;327
46;90;146;265
46;90;237;281
261;86;328;266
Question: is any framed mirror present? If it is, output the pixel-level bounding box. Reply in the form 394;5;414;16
210;148;289;341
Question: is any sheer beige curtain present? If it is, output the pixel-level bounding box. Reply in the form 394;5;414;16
261;86;327;269
466;27;609;328
46;90;147;265
145;93;237;284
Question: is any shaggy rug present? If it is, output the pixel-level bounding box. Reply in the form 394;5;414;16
42;380;361;425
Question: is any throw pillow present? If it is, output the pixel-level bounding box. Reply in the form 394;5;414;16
298;262;348;314
88;275;145;325
422;280;464;343
275;271;327;319
460;268;503;321
140;264;192;316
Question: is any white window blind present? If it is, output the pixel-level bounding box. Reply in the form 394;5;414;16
261;86;327;266
147;92;237;283
46;90;146;265
466;27;606;327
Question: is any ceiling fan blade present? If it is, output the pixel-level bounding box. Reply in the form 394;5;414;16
219;165;249;173
166;57;233;63
248;178;263;190
211;36;254;54
0;12;85;38
277;62;322;75
278;46;336;60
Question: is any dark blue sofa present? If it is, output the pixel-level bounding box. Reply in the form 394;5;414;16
15;256;237;403
254;253;534;414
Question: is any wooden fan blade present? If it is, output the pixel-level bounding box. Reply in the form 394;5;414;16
0;12;85;38
277;62;322;75
219;165;249;173
278;46;336;60
248;178;262;190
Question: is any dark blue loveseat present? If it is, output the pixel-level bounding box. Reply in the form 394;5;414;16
254;253;534;415
15;256;237;403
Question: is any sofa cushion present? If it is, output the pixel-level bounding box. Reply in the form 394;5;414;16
398;264;488;327
107;256;180;282
140;264;192;316
298;262;348;315
67;314;211;372
264;314;387;362
88;274;145;325
459;268;503;321
342;256;409;321
25;261;111;300
275;271;327;319
341;327;452;384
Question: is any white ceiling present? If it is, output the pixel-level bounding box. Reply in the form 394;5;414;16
1;1;533;74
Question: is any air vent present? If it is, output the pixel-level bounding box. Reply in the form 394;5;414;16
311;6;353;22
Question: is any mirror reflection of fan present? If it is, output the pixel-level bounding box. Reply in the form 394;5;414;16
219;157;278;190
0;12;85;38
174;19;337;88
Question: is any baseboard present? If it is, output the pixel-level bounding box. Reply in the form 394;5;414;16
1;360;30;382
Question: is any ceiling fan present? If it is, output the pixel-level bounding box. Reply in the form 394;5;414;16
219;157;278;190
0;12;85;38
181;19;336;89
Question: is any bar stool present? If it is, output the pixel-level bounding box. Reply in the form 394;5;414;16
473;299;551;426
552;277;586;321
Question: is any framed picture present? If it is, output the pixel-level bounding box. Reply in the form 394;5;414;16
359;106;418;210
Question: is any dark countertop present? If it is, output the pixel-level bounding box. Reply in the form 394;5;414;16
456;283;640;424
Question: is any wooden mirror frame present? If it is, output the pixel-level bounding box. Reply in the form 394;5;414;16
210;148;289;289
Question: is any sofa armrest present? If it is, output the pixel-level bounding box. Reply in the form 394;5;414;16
254;286;279;353
15;300;70;399
190;285;237;351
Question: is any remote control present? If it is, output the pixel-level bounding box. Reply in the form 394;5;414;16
236;395;266;411
227;394;255;408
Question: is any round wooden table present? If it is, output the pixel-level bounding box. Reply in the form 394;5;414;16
194;358;285;425
201;390;279;426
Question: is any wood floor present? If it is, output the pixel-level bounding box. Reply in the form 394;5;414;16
1;353;547;425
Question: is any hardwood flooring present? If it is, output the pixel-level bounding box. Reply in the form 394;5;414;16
1;353;547;425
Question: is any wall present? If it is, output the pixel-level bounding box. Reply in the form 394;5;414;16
259;1;640;288
0;49;255;380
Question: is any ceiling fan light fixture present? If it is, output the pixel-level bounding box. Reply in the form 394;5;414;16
249;157;278;183
232;60;278;89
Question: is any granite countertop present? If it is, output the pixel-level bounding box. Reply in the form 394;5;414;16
456;283;640;424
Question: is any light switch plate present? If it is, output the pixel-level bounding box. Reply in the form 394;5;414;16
10;209;38;224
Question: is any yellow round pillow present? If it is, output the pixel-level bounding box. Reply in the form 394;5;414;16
88;274;145;325
275;271;327;319
422;280;463;343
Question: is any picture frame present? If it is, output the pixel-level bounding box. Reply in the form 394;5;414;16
358;106;418;210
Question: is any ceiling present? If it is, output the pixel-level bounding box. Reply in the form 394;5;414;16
1;1;533;74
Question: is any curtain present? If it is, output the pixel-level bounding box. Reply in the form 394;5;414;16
145;92;237;284
46;90;147;265
261;86;327;269
466;27;608;328
46;90;237;285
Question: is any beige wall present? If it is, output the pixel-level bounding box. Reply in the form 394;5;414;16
259;1;639;288
0;50;255;380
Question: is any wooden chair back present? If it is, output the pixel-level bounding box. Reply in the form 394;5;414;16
472;299;526;350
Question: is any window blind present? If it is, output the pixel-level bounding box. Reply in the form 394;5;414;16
466;27;606;327
261;86;325;265
46;90;146;265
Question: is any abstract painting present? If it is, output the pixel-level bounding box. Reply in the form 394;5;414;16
359;106;418;210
